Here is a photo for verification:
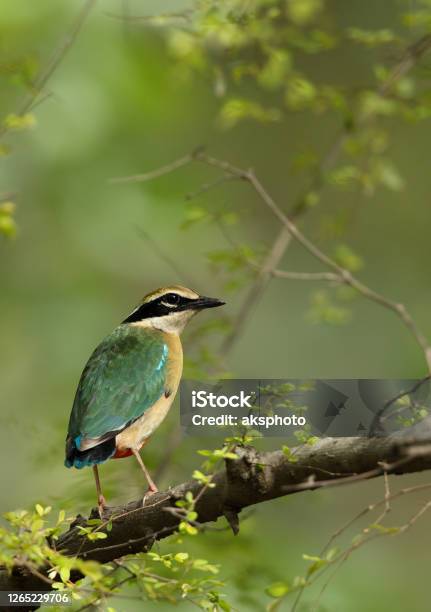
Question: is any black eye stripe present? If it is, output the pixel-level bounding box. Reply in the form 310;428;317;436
122;293;196;323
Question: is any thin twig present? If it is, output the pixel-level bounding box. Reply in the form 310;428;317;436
271;269;341;282
369;375;431;435
294;481;431;612
105;10;193;23
281;456;413;495
310;494;431;611
185;173;236;200
320;481;431;558
399;497;431;532
109;154;194;184
368;467;391;528
21;562;53;586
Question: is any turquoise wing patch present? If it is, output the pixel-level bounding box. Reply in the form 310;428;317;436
67;325;169;446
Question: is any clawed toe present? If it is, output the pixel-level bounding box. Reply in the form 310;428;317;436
142;487;158;507
98;495;107;519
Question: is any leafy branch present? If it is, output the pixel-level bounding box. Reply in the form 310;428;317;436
2;420;431;608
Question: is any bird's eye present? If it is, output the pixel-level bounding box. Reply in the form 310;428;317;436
163;293;180;306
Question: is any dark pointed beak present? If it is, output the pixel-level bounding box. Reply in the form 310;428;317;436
192;295;226;310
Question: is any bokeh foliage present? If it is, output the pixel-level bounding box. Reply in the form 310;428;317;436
2;0;431;610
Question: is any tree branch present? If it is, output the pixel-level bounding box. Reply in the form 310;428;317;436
2;419;431;599
220;32;431;353
190;151;431;371
110;31;431;364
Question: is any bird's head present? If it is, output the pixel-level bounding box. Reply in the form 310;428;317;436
122;286;225;334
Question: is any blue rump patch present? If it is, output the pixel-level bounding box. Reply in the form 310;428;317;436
65;436;116;469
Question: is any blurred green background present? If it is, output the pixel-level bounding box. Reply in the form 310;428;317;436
1;1;431;610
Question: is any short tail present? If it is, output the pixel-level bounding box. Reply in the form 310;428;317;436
65;436;116;469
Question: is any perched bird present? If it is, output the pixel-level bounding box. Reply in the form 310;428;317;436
65;286;225;515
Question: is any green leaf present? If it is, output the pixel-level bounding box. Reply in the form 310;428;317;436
181;206;210;229
282;446;298;463
286;0;323;25
265;581;290;598
326;547;338;561
179;521;198;536
192;469;211;484
333;244;363;272
307;290;351;326
86;518;103;526
4;113;36;131
376;160;404;192
192;558;219;574
285;77;316;110
348;28;398;47
0;202;17;239
328;165;360;187
219;98;281;129
360;92;398;118
303;553;328;575
258;49;292;90
60;566;70;583
52;582;65;591
369;523;400;534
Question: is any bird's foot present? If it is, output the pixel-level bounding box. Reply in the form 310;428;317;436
142;486;158;507
148;482;159;494
97;494;107;519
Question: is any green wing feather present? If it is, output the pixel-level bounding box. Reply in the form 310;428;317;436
67;325;168;447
